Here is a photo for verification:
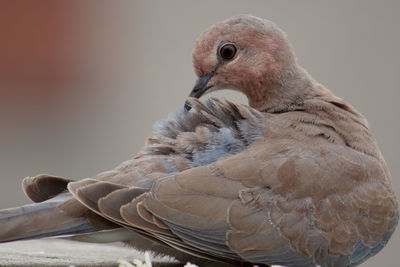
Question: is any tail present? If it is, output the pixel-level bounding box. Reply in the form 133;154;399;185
0;174;119;242
0;193;103;242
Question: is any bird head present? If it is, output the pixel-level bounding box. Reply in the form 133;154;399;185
186;14;301;111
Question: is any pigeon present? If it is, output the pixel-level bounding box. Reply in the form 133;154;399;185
0;14;398;267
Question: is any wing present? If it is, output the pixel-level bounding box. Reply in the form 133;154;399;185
133;139;398;266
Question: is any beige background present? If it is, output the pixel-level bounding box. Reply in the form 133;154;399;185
0;0;399;266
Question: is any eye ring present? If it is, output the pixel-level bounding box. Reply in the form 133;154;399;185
218;42;237;60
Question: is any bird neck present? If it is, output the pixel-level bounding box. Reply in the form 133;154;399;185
247;65;386;163
247;65;316;113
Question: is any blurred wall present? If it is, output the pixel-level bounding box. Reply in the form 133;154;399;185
0;1;399;266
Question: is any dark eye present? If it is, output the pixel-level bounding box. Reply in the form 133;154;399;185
219;43;237;60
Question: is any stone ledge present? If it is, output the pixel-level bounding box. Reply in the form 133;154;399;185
0;239;172;267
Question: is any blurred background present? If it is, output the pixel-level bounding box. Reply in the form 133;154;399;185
0;0;399;266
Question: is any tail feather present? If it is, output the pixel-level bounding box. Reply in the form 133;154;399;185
0;193;111;242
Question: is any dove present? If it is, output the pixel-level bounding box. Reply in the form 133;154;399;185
0;14;398;267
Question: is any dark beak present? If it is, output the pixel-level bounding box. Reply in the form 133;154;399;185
184;71;215;111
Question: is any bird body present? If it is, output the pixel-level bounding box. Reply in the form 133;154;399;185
0;15;397;267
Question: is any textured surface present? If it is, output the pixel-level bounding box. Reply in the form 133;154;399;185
0;239;170;267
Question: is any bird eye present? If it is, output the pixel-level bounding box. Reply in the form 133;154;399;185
218;43;237;60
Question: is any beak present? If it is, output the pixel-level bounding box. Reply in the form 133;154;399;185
184;71;215;111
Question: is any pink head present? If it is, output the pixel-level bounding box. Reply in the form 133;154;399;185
187;15;300;111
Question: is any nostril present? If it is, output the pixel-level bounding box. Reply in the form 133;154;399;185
193;87;201;93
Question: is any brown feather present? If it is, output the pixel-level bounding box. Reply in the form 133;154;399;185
22;174;72;203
